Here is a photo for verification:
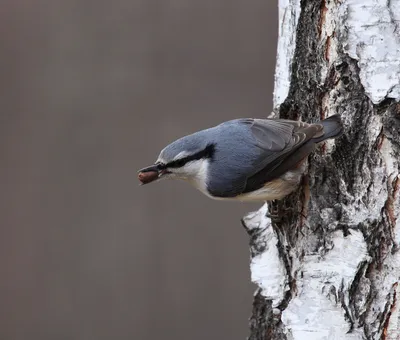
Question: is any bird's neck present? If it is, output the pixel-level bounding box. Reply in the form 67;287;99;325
185;159;210;194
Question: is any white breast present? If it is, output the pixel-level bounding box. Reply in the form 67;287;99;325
184;159;211;195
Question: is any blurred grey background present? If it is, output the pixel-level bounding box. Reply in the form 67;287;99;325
0;1;277;339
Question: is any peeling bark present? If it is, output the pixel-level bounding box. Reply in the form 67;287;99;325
246;0;400;339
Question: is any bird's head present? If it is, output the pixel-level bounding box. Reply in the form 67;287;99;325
138;133;215;186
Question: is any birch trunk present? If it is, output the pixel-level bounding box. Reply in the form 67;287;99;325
244;0;400;339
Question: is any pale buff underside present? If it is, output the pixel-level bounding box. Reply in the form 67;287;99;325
179;159;306;202
192;165;306;202
235;176;298;201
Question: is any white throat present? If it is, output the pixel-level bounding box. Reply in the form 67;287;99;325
181;159;210;195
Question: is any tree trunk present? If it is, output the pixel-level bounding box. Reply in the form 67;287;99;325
244;0;400;339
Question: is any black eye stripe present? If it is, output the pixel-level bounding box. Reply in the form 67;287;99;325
166;144;215;168
168;159;186;168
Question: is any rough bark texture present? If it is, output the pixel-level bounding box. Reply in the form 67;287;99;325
245;0;400;339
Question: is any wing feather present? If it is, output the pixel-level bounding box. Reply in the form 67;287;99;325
206;118;324;198
241;118;323;194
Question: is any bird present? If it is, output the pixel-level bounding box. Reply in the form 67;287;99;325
138;114;343;202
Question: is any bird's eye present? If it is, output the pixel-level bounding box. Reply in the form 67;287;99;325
156;162;166;169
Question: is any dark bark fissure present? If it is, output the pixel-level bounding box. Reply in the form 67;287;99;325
246;0;400;338
248;290;288;340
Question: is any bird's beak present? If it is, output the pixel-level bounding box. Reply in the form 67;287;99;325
138;164;160;173
137;164;170;185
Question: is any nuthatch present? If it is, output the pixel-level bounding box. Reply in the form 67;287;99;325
138;114;343;201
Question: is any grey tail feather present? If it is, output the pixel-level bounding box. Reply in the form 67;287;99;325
313;114;343;143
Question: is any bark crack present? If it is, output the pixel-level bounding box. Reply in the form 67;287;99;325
381;283;397;340
386;0;399;35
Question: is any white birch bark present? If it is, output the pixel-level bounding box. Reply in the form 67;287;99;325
245;0;400;339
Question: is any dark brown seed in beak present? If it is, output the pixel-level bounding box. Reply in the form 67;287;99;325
138;171;159;184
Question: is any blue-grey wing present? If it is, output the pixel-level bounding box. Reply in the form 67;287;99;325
242;118;324;194
207;118;323;197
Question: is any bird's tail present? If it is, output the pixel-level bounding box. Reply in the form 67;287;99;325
314;114;344;143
